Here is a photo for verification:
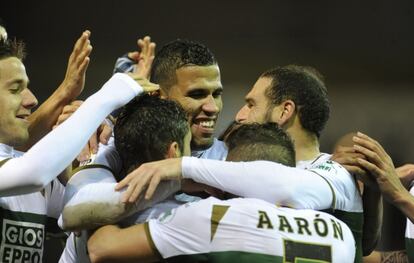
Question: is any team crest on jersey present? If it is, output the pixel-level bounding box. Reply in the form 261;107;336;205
157;208;177;224
0;219;44;263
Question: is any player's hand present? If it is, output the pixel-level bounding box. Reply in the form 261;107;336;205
352;132;405;202
127;36;157;93
59;30;92;100
133;36;156;79
115;158;183;203
114;36;156;78
331;145;376;187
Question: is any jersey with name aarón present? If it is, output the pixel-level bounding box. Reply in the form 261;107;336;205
147;197;356;263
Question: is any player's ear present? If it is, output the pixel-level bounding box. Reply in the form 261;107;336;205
277;99;296;126
166;141;180;159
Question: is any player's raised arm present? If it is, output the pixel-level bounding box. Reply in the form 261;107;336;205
21;31;92;150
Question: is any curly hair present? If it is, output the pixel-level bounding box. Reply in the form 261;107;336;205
262;65;330;137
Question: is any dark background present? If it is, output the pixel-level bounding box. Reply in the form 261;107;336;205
2;0;413;252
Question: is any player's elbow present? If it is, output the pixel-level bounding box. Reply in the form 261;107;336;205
88;225;119;263
88;237;111;263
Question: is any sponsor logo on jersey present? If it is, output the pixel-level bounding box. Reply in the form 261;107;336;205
1;219;44;263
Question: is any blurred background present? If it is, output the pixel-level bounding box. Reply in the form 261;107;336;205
2;0;413;252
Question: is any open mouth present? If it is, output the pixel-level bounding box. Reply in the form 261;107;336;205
193;119;216;134
198;120;215;129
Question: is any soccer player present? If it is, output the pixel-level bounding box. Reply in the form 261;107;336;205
0;35;157;261
58;95;191;262
114;37;227;159
87;123;356;263
117;65;364;262
57;38;227;231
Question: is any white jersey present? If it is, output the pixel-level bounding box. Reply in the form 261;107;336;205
0;144;65;263
147;197;355;262
405;184;414;261
181;153;363;262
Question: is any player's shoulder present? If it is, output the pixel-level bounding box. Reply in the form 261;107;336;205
308;154;352;180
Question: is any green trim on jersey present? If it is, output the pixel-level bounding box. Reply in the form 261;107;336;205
1;207;47;224
210;205;230;241
309;170;336;210
144;222;162;259
166;250;333;263
0;157;11;167
405;238;414;262
325;210;363;263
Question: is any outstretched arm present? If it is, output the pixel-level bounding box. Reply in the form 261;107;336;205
21;31;92;150
0;73;155;196
116;157;335;210
88;224;159;263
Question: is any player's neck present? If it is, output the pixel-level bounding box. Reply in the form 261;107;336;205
287;127;320;162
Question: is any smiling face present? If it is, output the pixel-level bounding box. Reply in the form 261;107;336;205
165;64;223;151
236;77;283;124
0;57;38;146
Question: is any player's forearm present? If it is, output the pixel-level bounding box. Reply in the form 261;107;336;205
61;180;180;230
362;187;382;256
0;73;141;196
88;224;158;263
182;157;333;209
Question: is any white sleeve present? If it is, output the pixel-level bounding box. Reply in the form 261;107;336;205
182;157;333;209
60;180;180;230
308;160;362;212
0;73;142;196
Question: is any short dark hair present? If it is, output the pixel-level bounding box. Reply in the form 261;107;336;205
262;65;330;137
114;95;189;179
0;39;25;61
150;39;217;92
226;122;296;167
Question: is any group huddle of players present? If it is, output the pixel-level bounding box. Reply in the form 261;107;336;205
0;26;413;263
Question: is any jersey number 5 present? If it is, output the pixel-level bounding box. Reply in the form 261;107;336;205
284;239;331;263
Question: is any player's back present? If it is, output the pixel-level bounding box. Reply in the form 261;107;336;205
147;197;356;263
